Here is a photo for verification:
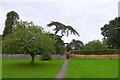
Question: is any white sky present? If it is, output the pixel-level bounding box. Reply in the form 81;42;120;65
0;0;119;44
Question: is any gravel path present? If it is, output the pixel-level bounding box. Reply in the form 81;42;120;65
55;59;68;79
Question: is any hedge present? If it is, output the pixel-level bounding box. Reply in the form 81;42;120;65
69;49;120;55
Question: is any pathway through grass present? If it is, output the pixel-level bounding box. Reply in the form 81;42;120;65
56;59;68;78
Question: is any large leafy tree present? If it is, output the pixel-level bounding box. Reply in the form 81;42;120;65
101;17;120;49
84;40;107;50
3;11;19;37
2;21;56;64
66;39;84;52
47;21;80;37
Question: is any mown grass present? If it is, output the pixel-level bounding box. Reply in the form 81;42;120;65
2;59;64;78
66;59;118;78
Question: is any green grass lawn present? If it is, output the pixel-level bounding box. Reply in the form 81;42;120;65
0;59;1;79
66;59;118;78
2;59;64;78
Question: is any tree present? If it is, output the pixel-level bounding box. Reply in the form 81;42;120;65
101;17;120;49
48;33;65;55
47;21;80;37
2;21;56;64
47;21;80;54
3;11;19;37
66;39;84;52
55;35;65;55
84;40;107;50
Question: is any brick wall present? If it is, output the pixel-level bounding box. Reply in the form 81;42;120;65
69;54;119;59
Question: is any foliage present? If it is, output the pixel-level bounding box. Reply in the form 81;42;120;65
101;17;120;49
41;50;51;60
48;33;65;55
47;21;80;37
84;40;107;50
69;49;120;55
56;44;65;55
2;21;56;63
3;11;19;37
55;35;65;55
47;21;80;54
41;52;52;60
66;39;84;52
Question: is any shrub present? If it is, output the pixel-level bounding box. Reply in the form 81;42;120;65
69;49;120;55
41;53;52;60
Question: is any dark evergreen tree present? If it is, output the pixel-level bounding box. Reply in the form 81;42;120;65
3;11;19;37
66;39;84;51
101;17;120;49
47;21;80;37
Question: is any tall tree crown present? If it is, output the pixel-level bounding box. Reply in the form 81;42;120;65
3;11;19;37
101;17;120;49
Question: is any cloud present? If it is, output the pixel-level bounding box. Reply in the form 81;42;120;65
0;0;119;44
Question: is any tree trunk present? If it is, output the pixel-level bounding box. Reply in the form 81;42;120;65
30;53;35;65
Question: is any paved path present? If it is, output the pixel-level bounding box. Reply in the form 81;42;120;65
55;59;68;79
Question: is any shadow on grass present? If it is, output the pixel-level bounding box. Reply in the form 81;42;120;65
2;59;61;68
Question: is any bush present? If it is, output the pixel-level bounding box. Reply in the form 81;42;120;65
84;40;107;50
41;53;52;60
69;49;120;55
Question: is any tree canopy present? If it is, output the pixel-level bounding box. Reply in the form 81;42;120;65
66;39;84;52
47;21;81;54
3;11;19;37
101;17;120;49
48;33;65;55
2;21;56;64
47;21;80;37
84;40;107;50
